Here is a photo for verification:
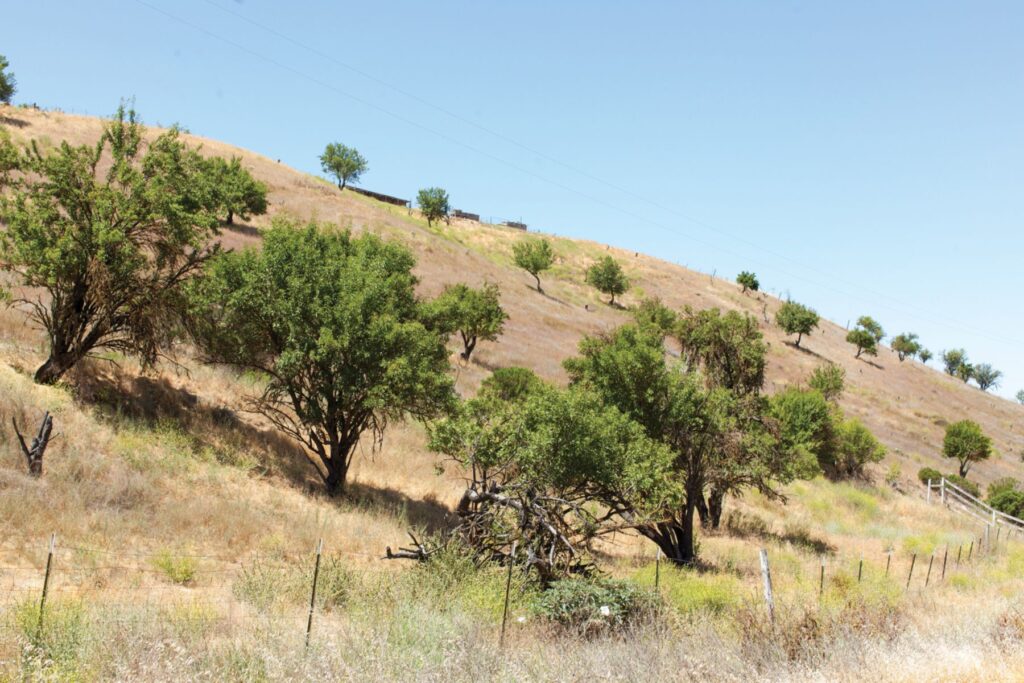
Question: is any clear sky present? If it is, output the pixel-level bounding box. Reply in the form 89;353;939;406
4;1;1023;399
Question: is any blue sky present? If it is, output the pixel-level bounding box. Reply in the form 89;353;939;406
4;1;1023;399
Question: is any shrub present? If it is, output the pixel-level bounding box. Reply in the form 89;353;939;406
531;578;659;635
0;54;14;104
152;550;197;585
808;364;845;402
478;366;542;403
988;477;1020;501
990;490;1024;519
917;467;942;485
946;474;981;499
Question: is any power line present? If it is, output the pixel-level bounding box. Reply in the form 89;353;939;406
131;0;1022;349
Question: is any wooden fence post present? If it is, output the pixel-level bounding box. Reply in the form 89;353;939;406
906;554;916;591
655;549;661;590
819;556;825;599
857;555;863;583
499;541;518;648
36;533;55;641
305;538;323;649
956;544;962;569
926;479;932;504
940;477;946;505
967;541;973;562
941;545;948;581
925;554;934;587
885;551;892;578
759;549;774;622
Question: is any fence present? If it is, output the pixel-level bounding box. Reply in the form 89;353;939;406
1;520;1019;659
924;476;1024;535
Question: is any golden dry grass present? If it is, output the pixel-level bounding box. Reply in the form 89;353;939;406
2;105;1024;680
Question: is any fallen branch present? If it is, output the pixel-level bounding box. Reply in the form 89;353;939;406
12;411;52;477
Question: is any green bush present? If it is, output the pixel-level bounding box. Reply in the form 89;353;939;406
917;467;942;485
531;578;659;635
152;550;197;585
990;490;1024;519
946;474;981;499
988;477;1020;501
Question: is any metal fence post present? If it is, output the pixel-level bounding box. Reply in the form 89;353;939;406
305;538;323;649
499;541;518;648
36;533;55;641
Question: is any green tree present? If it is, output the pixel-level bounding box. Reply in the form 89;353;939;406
919;348;933;365
891;332;921;362
203;156;267;225
319;142;367;190
423;282;507;361
416;187;450;227
0;54;15;104
972;363;1002;392
808;364;845;402
831;417;886;479
775;301;820;348
675;307;765;396
478;366;542;403
987;477;1019;502
856;316;885;344
187;219;456;494
942;348;967;376
429;380;675;581
632;297;678;334
0;104;221;385
1017;389;1024;405
565;323;795;563
955;362;975;384
845;329;876;358
736;271;759;294
585;255;629;305
989;490;1024;519
846;317;882;358
512;238;554;293
943;419;993;478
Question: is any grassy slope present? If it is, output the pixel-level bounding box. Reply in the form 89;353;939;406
2;107;1024;680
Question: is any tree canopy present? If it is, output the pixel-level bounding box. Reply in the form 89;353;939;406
943;419;993;478
919;348;933;365
891;332;921;362
736;271;759;293
775;301;819;348
808;364;845;403
187;219;456;494
319;143;367;190
203;156;267;225
565;321;798;563
942;348;967;376
1017;390;1024;405
0;104;222;384
972;363;1002;392
0;54;15;104
416;187;450;227
585;255;629;305
428;375;676;581
512;238;554;293
423;282;507;361
846;316;883;358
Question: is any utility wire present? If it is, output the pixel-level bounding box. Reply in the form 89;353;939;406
132;0;1022;348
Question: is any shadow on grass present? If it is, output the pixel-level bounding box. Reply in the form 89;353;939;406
783;340;827;360
67;362;455;533
722;510;836;557
0;115;29;128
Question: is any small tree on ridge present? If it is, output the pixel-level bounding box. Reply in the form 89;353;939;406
512;238;554;293
586;255;629;305
319;142;367;190
775;301;819;348
417;187;450;227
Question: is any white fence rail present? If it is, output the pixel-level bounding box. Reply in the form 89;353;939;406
924;477;1024;534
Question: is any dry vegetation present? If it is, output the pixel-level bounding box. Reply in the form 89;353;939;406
2;106;1024;681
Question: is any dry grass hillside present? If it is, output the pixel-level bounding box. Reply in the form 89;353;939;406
3;106;1024;681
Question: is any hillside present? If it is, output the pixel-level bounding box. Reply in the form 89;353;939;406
4;107;1021;490
3;106;1024;681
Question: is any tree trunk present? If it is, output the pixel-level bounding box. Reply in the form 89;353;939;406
226;210;234;225
34;352;78;385
324;460;349;496
708;489;724;530
533;273;543;294
696;495;710;529
610;293;616;306
959;460;969;478
460;333;477;361
795;333;802;348
855;347;863;359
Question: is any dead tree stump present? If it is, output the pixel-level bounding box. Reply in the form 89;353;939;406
13;411;53;477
